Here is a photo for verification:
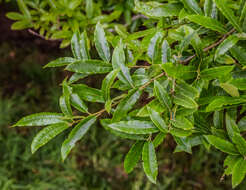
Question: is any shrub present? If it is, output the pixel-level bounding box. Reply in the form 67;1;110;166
13;0;246;188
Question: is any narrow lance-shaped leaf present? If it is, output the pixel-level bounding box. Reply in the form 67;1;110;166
174;94;198;109
61;116;96;161
142;141;158;184
214;0;242;32
161;40;171;63
100;119;147;140
101;69;120;101
13;112;64;127
154;80;172;111
112;89;141;122
71;32;82;59
153;132;166;148
181;0;202;14
147;107;168;133
31;122;69;153
186;15;227;33
124;141;144;173
205;135;239;155
200;66;234;80
79;31;90;60
66;59;112;74
112;39;134;87
44;57;77;68
108;120;159;134
204;0;213;17
215;35;239;60
232;133;246;156
86;0;93;19
232;157;246;188
171;116;194;130
70;93;88;113
94;23;111;62
220;83;239;97
147;32;163;64
60;79;72;116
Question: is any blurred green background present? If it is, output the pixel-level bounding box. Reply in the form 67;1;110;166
0;2;245;190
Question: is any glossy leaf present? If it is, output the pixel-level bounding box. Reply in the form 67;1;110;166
112;89;141;122
147;107;168;133
101;69;120;101
108;120;159;134
147;32;163;64
232;133;246;156
161;40;171;63
66;59;112;74
44;57;77;68
200;66;234;80
61;116;96;161
70;93;88;113
31;122;69;153
153;132;166;148
154;80;172;111
124;141;144;173
214;0;242;32
215;35;239;60
13;112;64;127
174;94;198;109
205;135;239;155
142;141;158;184
94;23;111;62
186;15;227;33
232;157;246;188
220;83;239;97
170;116;194;130
181;0;202;14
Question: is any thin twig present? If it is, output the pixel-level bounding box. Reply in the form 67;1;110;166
139;72;166;90
28;29;61;42
179;28;236;65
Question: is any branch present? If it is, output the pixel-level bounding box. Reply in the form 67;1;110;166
179;28;236;65
28;29;61;42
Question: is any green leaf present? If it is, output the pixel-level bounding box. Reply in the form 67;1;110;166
78;31;90;60
204;0;213;17
72;84;104;103
61;116;96;161
68;73;88;84
94;23;111;62
70;93;88;113
137;99;166;117
153;132;166;148
11;20;32;30
147;32;163;64
170;116;194;130
100;119;147;140
224;155;240;176
226;114;240;141
31;122;69;153
215;35;239;60
200;66;234;80
71;32;82;60
170;127;192;137
6;12;24;20
230;45;246;66
205;135;239;155
13;112;64;127
44;57;77;68
134;0;182;18
108;120;159;134
232;133;246;156
232;157;246;188
174;136;192;154
161;40;171;63
65;59;112;74
181;0;202;14
59;95;72;116
220;83;239;97
112;89;141;122
147;107;168;133
17;0;31;18
101;69;120;101
206;96;246;112
154;80;172;111
142;141;158;184
112;40;134;87
86;0;93;19
229;78;246;90
214;0;242;32
174;94;198;109
124;141;144;173
176;80;199;99
186;15;227;33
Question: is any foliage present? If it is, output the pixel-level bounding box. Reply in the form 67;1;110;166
12;0;246;188
6;0;135;48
